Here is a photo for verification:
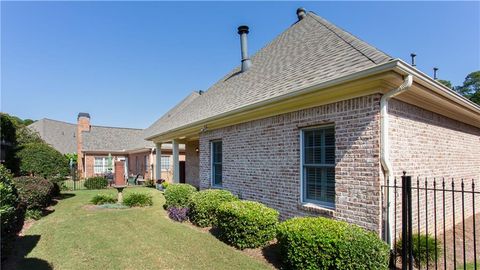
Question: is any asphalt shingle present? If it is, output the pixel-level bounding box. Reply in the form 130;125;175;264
144;12;392;139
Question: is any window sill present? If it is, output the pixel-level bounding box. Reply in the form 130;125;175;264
298;203;335;217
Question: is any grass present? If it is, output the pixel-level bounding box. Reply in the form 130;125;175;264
9;187;270;270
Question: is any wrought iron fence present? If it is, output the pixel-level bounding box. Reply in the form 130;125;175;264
382;173;479;270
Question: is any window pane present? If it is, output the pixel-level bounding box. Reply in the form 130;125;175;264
302;126;335;206
304;166;335;204
161;156;170;171
212;141;222;186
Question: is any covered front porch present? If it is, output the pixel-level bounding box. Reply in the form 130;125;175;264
154;139;199;188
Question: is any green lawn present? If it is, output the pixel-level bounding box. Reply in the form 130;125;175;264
9;188;271;270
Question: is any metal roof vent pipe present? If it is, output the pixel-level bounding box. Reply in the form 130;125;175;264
238;25;252;73
297;8;307;20
410;53;416;67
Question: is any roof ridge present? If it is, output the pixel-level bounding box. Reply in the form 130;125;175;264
36;118;76;126
90;124;144;131
307;12;392;64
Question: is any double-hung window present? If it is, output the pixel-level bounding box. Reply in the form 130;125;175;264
211;141;222;187
301;126;335;208
160;155;170;171
94;157;107;174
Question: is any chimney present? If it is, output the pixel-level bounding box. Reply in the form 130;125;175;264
297;8;307;20
433;67;439;80
238;25;252;72
77;112;90;177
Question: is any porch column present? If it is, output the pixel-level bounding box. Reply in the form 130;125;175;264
155;143;162;180
172;139;180;183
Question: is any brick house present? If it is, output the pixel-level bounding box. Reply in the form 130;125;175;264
29;113;185;182
144;8;480;240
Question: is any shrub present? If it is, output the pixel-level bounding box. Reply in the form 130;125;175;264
167;207;189;222
189;189;238;227
123;193;153;207
144;179;155;188
277;217;390;270
91;194;117;205
17;142;69;181
163;183;196;208
84;177;108;190
12;176;54;210
0;165;25;260
161;181;170;189
25;209;43;220
216;200;278;249
396;233;442;268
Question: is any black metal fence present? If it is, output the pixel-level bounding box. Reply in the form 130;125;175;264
382;173;479;270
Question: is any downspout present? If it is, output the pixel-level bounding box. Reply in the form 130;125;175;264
380;74;413;246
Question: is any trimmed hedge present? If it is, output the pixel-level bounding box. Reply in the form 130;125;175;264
277;217;390;270
84;177;108;190
123;193;153;207
189;189;238;227
12;176;54;210
91;194;117;205
396;233;442;268
216;200;279;249
163;183;196;208
0;165;25;260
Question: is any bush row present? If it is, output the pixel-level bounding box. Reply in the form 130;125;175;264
0;165;25;261
84;177;108;190
163;183;391;268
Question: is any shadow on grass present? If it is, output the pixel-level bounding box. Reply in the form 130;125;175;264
207;227;285;269
262;242;284;269
2;235;53;270
55;193;76;200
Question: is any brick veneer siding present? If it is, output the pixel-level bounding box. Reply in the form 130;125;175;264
128;151;153;179
77;116;90;177
185;141;200;188
199;94;383;232
388;99;480;236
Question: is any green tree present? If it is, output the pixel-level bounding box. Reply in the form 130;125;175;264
1;113;20;174
17;143;69;181
456;71;480;105
437;79;453;89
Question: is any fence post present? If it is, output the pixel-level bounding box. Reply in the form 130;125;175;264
401;172;413;270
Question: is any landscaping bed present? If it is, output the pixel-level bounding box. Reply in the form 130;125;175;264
4;187;270;270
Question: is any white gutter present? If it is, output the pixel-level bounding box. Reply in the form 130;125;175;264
380;74;413;245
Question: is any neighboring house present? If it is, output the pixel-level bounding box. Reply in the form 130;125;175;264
144;8;480;240
29;113;185;182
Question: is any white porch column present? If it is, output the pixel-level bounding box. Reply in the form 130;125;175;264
155;143;162;180
172;139;180;183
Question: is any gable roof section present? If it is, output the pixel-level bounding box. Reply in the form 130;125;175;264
28;119;78;154
82;126;154;152
144;12;392;139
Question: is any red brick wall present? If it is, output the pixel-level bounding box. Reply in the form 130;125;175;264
128;151;153;179
199;95;383;232
77;116;90;177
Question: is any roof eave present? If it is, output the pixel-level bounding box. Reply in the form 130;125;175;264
146;59;480;141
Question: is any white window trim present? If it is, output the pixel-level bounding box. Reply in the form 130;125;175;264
160;155;171;171
300;125;336;210
210;140;223;188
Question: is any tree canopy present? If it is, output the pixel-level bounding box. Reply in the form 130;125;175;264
456;71;480;105
17;143;69;181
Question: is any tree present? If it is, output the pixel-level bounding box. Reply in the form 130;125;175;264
17;143;69;181
456;71;480;105
1;113;20;174
437;79;453;89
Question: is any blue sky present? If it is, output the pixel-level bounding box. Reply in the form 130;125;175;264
2;1;479;128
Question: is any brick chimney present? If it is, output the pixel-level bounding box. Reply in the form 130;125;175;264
77;112;90;177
